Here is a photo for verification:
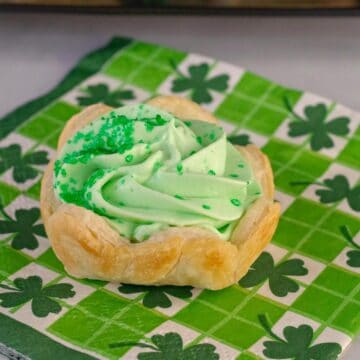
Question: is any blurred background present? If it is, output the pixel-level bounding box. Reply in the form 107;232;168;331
1;0;360;12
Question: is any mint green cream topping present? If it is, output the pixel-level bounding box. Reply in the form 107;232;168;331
53;104;262;242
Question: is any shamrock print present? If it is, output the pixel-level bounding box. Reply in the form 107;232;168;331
0;275;75;317
340;226;360;267
239;252;308;297
284;98;350;151
0;144;49;183
118;284;193;308
77;83;135;107
314;175;359;212
171;62;229;104
110;332;219;360
259;314;342;360
0;201;45;250
227;133;251;146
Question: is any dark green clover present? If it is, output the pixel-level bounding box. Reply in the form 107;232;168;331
0;275;75;317
110;332;219;360
340;225;360;268
291;175;360;212
239;252;308;297
118;284;193;308
315;175;360;212
171;62;229;104
77;83;135;107
284;98;350;151
227;134;251;146
0;144;49;183
0;201;45;250
259;314;342;360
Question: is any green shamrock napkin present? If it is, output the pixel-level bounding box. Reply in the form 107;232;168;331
0;37;359;360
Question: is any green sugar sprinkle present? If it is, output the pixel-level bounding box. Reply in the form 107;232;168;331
176;163;183;175
255;191;261;195
218;224;230;233
117;201;125;206
196;136;203;145
125;154;134;163
174;194;184;200
229;173;239;178
202;204;211;210
60;168;67;177
120;178;126;185
209;132;216;141
190;150;196;156
153;161;163;172
54;160;61;177
208;169;216;176
238;163;244;168
184;121;192;127
142;114;167;132
231;198;241;207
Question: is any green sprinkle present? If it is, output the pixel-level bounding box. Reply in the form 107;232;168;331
153;161;163;172
120;178;126;185
60;168;67;177
174;194;184;200
231;198;241;207
54;160;61;177
118;201;125;206
125;154;134;163
238;163;244;168
208;169;216;176
142;115;167;132
218;224;230;233
196;136;203;145
176;163;183;175
255;191;261;195
229;173;239;178
184;121;192;127
209;132;216;141
202;204;211;210
190;150;196;156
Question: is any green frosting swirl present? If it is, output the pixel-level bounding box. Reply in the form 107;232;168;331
54;104;261;242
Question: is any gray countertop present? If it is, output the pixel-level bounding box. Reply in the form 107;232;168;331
0;12;358;360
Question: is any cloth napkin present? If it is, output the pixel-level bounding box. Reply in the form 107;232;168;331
0;37;359;360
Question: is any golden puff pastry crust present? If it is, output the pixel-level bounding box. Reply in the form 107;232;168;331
40;96;280;290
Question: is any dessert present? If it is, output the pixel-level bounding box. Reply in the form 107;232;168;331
40;96;280;290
